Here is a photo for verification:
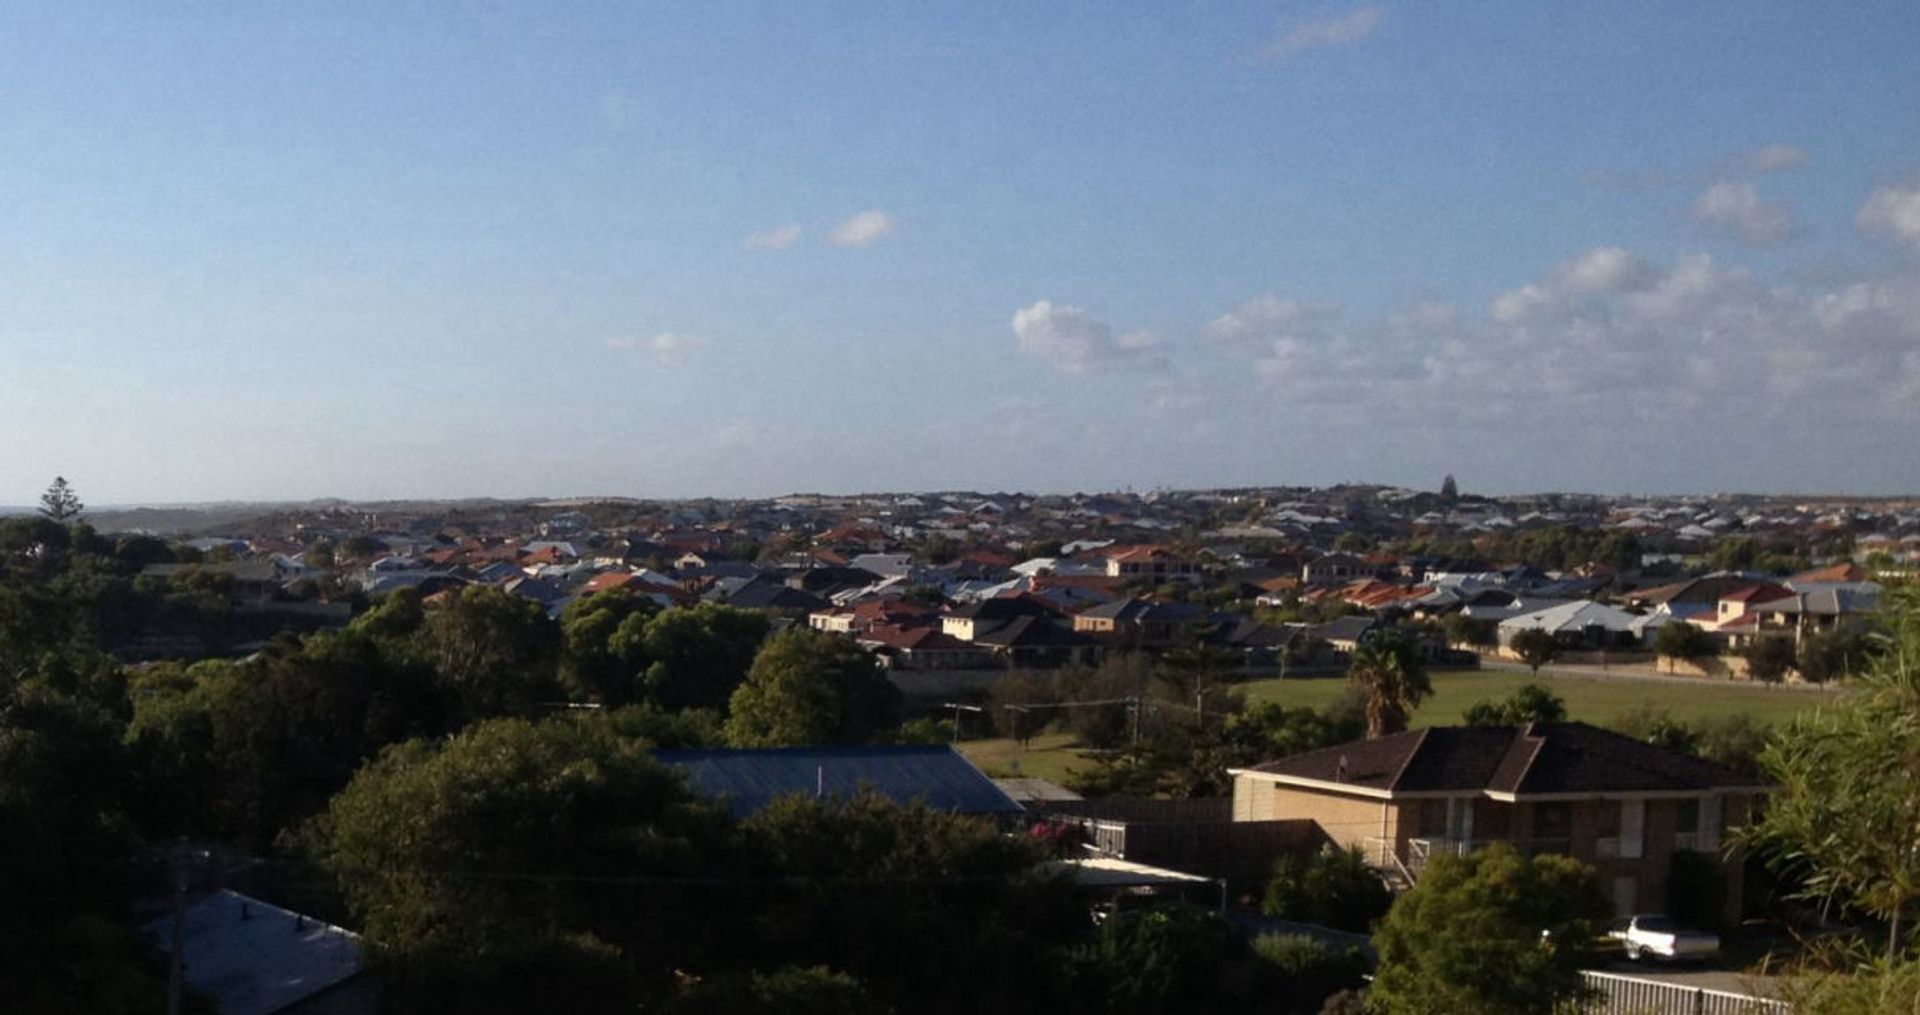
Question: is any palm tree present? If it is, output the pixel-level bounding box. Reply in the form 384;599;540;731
1348;626;1432;738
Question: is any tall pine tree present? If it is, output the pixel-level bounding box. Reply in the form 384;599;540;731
37;477;83;521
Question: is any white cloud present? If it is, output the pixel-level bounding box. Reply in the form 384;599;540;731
1490;246;1653;322
1204;295;1342;355
1011;300;1167;374
1203;241;1920;436
1691;180;1801;246
827;209;897;248
606;332;709;367
1739;143;1808;174
1261;6;1386;62
744;223;802;250
1858;177;1920;251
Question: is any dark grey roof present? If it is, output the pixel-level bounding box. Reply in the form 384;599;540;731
971;615;1092;648
949;596;1055;621
1077;597;1206;623
1215;617;1287;648
722;577;829;612
656;745;1023;818
678;560;765;581
1754;588;1880;616
1310;616;1377;643
1246;722;1764;797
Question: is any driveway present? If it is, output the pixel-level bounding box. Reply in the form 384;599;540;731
1589;959;1788;1000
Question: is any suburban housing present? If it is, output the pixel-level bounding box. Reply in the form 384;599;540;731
1228;722;1766;920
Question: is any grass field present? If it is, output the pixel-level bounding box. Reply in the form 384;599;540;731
1240;668;1828;728
959;669;1834;784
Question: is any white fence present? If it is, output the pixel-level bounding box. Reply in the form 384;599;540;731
1578;971;1788;1015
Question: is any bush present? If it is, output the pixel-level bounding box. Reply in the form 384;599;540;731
664;965;883;1015
1251;933;1371;1015
1262;846;1393;933
1070;904;1232;1014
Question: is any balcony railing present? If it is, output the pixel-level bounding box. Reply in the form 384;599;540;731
1364;837;1574;883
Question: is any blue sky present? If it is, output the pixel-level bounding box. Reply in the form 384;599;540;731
3;3;1918;503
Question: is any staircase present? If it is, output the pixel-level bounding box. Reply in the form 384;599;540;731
1362;837;1416;892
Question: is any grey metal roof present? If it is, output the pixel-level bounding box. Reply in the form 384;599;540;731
144;890;364;1015
656;744;1024;818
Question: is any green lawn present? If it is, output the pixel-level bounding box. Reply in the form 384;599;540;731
958;731;1093;784
1240;668;1830;728
959;669;1833;784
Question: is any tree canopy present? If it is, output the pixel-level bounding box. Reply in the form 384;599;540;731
1507;628;1559;676
1653;621;1718;668
1745;587;1920;958
38;476;84;521
1742;636;1797;684
1369;843;1611;1015
318;715;734;1012
1347;627;1430;738
1462;682;1567;725
725;628;901;746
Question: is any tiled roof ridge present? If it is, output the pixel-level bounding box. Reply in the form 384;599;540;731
1384;726;1433;791
1499;722;1548;793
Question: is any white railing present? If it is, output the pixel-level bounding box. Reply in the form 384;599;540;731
1366;836;1578;885
1576;970;1788;1014
1362;837;1417;887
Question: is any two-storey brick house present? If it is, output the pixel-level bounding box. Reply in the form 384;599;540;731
1228;722;1765;920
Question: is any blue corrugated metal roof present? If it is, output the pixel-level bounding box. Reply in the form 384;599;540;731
655;744;1024;818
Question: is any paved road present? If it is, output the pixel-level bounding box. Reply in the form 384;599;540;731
1476;659;1843;693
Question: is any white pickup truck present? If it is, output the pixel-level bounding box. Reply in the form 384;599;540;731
1607;915;1720;962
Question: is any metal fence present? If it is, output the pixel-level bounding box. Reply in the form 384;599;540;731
1577;971;1789;1015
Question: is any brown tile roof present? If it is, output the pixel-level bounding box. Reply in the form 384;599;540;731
859;624;971;652
1100;543;1189;563
1790;562;1868;584
1245;722;1763;797
1721;582;1792;604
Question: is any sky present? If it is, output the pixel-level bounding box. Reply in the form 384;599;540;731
2;2;1919;504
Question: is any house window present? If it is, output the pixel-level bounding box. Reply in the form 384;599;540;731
1676;798;1701;836
1419;799;1450;837
1597;801;1621;839
1534;802;1571;842
1674;797;1713;851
